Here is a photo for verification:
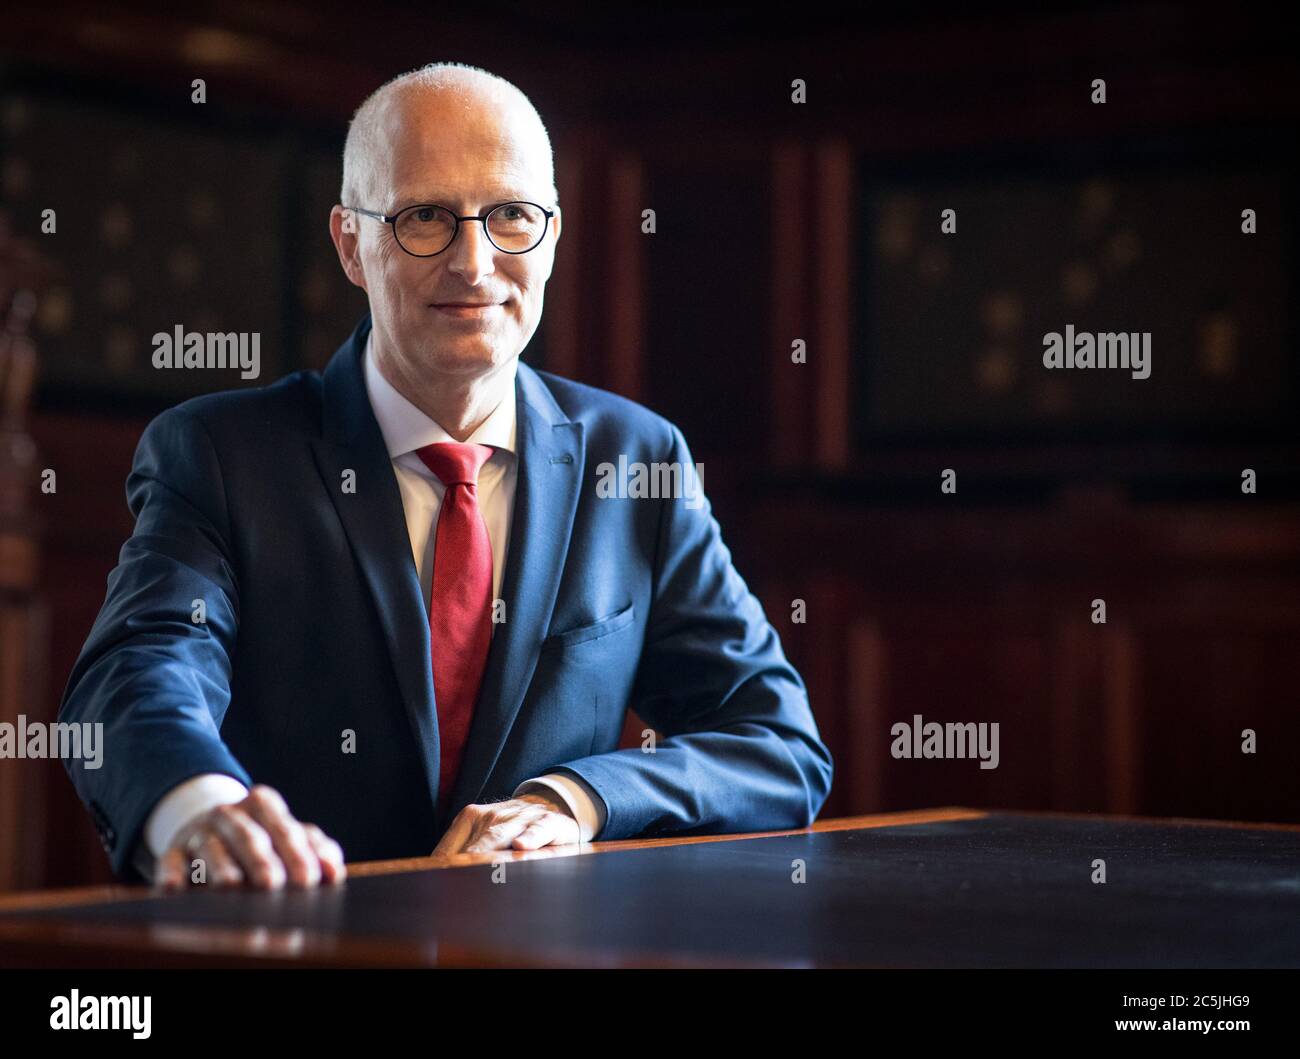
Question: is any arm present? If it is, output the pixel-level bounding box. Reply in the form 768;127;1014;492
547;424;834;839
58;407;252;880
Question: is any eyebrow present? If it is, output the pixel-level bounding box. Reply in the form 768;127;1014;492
390;190;534;211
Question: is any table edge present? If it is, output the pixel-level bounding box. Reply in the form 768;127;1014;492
3;803;1296;916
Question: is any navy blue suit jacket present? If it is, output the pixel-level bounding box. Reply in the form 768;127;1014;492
59;315;833;879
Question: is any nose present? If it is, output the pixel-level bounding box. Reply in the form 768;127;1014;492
443;218;497;286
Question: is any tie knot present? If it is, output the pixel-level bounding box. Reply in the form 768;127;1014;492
415;442;494;487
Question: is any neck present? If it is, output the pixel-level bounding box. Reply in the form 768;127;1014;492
373;338;515;442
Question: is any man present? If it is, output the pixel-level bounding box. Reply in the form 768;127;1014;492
59;62;832;889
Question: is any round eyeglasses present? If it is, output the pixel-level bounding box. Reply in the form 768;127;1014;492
343;201;556;257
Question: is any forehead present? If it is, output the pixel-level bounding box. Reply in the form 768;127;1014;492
376;90;550;206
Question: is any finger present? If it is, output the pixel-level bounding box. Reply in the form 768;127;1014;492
153;845;188;890
432;805;481;857
303;824;347;884
209;804;285;889
462;803;553;853
240;786;319;887
461;801;550;851
512;812;579;850
194;830;245;888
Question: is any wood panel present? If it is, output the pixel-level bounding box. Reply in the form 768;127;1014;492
737;497;1300;825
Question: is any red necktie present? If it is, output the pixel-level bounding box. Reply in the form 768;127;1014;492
415;442;495;808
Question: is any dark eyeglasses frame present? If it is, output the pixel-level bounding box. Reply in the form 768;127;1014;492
342;201;557;257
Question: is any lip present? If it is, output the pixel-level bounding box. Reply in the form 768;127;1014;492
432;302;502;318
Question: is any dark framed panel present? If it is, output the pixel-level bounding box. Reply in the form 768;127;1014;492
852;128;1299;452
1;68;370;415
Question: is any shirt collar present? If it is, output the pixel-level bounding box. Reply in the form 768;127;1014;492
363;330;517;460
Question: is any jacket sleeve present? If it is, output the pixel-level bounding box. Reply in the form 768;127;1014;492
549;423;834;839
57;407;252;880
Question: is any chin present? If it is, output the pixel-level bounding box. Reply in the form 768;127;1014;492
424;343;505;375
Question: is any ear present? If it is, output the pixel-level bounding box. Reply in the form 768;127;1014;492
329;205;368;292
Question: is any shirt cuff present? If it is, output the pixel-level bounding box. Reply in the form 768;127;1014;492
144;773;250;858
513;773;607;843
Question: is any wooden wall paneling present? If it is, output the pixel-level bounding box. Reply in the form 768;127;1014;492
630;138;771;469
0;603;22;890
733;497;1300;822
1044;571;1137;816
1102;622;1141;814
0;458;49;891
1135;616;1300;824
867;603;1051;814
1049;618;1088;811
0;596;52;892
977;622;1057;811
542;129;584;381
846;618;886;813
770;140;810;470
813;138;852;474
606;151;644;402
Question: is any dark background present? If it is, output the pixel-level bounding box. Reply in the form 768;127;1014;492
1;0;1297;889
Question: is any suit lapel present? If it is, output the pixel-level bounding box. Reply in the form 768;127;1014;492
310;315;443;819
447;361;584;814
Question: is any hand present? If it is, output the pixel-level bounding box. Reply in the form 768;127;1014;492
432;792;580;857
153;784;347;891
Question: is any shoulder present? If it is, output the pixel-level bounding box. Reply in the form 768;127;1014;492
142;369;323;447
525;365;684;460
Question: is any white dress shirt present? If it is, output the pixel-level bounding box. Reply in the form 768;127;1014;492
137;334;606;873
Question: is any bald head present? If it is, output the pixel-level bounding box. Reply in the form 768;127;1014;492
340;62;556;211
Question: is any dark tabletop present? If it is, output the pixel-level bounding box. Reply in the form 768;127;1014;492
5;812;1299;967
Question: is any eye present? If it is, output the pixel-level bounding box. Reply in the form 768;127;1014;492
415;207;437;223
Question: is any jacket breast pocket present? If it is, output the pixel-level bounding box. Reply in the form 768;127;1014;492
540;601;636;655
511;602;639;766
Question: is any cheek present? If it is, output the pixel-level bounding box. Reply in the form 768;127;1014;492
370;249;423;309
512;271;545;316
360;245;391;295
376;244;406;280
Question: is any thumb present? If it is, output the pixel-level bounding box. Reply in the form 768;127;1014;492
431;809;475;858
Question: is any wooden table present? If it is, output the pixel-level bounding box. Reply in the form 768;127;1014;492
1;807;1298;968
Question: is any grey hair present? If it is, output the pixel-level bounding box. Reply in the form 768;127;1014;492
340;61;557;211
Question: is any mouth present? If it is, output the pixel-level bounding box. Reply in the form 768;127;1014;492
431;301;504;318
